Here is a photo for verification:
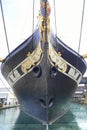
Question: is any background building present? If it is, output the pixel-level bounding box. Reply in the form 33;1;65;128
73;77;87;104
0;76;18;106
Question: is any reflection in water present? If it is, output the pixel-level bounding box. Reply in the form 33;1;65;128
14;109;79;130
0;103;87;130
0;107;20;130
50;110;79;130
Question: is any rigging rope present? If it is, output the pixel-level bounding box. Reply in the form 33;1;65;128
0;0;15;77
75;0;86;69
78;0;85;54
53;0;57;47
0;0;10;55
53;0;57;36
32;0;35;49
0;77;15;96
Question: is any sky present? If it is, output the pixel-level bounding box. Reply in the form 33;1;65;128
0;0;87;88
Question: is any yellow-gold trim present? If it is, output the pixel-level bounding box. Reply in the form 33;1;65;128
21;43;43;73
48;42;82;84
48;42;67;73
82;54;87;58
39;13;50;42
0;58;3;62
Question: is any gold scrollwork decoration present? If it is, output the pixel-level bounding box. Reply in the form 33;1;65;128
82;54;87;59
39;13;50;42
21;43;43;73
48;42;67;73
0;58;3;62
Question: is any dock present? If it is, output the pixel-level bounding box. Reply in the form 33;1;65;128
0;104;20;110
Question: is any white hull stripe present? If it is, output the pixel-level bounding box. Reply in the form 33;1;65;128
7;56;82;86
48;42;82;84
7;43;82;86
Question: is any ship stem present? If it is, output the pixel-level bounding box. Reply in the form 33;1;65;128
39;0;51;123
39;0;50;47
45;124;49;130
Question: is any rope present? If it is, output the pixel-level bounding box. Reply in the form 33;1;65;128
0;0;15;77
0;78;15;96
0;0;10;55
53;0;58;48
32;0;35;49
53;0;57;36
76;0;85;69
78;0;85;54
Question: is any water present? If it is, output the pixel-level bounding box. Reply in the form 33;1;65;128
0;103;87;130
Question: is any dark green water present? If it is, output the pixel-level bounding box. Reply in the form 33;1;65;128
0;103;87;130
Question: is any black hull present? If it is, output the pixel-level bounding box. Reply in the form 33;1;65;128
13;51;76;124
1;29;86;124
